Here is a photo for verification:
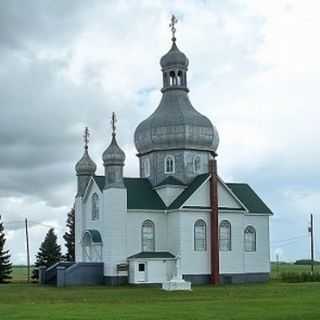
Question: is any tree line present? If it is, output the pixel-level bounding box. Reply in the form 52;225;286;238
0;207;75;283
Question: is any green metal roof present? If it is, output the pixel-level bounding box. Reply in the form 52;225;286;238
93;176;166;210
91;175;272;214
226;183;273;214
128;251;175;259
168;174;209;210
85;229;102;243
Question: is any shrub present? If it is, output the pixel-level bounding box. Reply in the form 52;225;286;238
281;271;320;282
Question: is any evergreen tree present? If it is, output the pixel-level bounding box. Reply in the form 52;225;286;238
0;215;12;283
32;228;62;279
63;207;75;261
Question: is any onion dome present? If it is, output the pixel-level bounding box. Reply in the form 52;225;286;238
134;16;219;156
103;113;126;166
103;134;126;166
160;41;189;69
134;90;219;155
75;128;97;176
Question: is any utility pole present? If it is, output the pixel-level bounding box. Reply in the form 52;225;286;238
25;218;30;282
309;214;314;274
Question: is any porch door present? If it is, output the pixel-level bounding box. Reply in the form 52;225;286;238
136;263;146;282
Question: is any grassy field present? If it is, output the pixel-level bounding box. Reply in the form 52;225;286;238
0;265;318;320
1;282;320;320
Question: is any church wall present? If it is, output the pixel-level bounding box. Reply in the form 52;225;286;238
102;188;128;277
243;214;270;273
219;211;246;274
82;183;104;232
167;211;181;255
174;209;270;277
126;211;168;257
178;210;211;275
74;197;82;262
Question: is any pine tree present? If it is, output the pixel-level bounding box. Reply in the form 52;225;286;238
32;228;62;279
0;215;12;283
63;207;75;261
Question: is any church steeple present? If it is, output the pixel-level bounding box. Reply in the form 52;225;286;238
75;127;97;196
102;113;126;189
134;15;219;186
160;15;189;92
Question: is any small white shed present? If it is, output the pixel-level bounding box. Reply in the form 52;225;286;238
128;252;176;284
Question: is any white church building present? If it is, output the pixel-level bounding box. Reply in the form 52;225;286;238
73;21;273;286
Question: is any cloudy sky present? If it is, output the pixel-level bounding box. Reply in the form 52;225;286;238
0;0;319;264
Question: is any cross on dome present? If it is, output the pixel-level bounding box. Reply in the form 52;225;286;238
169;14;178;42
83;127;90;150
111;112;117;136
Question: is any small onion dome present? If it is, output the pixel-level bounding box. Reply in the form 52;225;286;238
75;147;97;176
103;134;126;166
160;41;189;69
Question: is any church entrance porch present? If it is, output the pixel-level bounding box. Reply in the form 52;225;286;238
81;229;103;262
128;252;176;284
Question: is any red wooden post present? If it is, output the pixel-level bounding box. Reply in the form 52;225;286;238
209;158;219;284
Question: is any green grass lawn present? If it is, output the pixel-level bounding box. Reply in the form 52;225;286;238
1;265;319;320
0;281;320;320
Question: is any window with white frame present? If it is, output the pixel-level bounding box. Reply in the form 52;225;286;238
219;220;231;251
91;193;99;220
244;226;256;252
194;219;207;251
164;155;175;174
142;220;155;251
143;158;150;177
193;155;201;173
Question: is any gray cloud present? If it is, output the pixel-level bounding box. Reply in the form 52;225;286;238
0;0;319;263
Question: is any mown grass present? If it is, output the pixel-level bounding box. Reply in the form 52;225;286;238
0;282;320;320
0;265;318;320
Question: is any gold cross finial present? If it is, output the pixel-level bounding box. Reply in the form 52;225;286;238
169;14;178;42
111;112;117;136
83;127;89;149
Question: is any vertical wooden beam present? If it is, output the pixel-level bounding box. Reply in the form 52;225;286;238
209;158;219;284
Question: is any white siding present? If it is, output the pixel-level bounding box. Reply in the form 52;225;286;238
126;211;168;257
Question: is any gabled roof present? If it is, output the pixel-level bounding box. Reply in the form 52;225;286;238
154;176;185;187
168;174;209;210
92;176;166;210
226;183;273;214
91;175;272;214
128;251;175;259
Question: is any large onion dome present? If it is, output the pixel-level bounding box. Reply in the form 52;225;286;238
75;146;97;176
103;133;126;166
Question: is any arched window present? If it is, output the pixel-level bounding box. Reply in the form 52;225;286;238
169;71;176;86
177;70;183;86
91;193;99;220
143;158;150;177
244;226;256;252
164;155;175;174
219;220;231;251
142;220;155;252
194;219;207;251
193;155;201;173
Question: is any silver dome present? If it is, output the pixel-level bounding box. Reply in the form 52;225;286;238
103;134;126;166
134;89;219;155
160;42;189;69
75;148;97;176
